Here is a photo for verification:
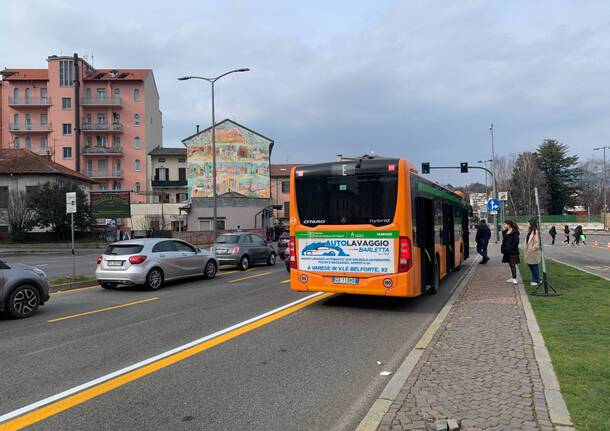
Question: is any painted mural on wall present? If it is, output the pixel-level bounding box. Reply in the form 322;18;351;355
185;120;272;199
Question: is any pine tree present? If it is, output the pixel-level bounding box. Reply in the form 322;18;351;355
536;139;580;215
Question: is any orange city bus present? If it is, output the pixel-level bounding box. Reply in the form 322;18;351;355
288;155;470;297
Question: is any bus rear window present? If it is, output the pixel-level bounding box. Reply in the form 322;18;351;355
295;159;398;227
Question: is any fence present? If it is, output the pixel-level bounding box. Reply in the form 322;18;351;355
505;214;601;223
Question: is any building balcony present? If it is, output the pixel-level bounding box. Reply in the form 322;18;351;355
81;97;122;108
83;145;123;155
81;122;123;133
9;123;52;133
151;179;188;188
84;169;123;179
8;97;52;107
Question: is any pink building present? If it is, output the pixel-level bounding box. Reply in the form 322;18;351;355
0;54;162;202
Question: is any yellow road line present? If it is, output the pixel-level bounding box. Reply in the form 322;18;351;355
228;271;272;283
47;298;160;323
50;285;99;296
280;279;290;284
0;292;333;430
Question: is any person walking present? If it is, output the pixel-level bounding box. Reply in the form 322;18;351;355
572;225;583;246
501;220;520;285
475;219;491;264
524;219;541;286
548;225;557;245
563;225;570;244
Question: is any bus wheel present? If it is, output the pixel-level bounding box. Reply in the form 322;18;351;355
429;257;440;295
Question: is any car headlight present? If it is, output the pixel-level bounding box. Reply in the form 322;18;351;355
30;268;47;279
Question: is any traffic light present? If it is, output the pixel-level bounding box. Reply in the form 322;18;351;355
421;162;430;174
460;162;468;173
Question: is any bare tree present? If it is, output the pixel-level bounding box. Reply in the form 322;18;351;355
7;191;37;241
576;159;604;213
509;152;547;216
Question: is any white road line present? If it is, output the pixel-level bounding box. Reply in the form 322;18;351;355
0;292;324;424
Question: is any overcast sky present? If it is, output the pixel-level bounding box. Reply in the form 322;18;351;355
2;0;609;185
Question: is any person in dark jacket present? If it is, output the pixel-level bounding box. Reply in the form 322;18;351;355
501;220;520;284
563;225;570;244
548;225;557;245
475;219;491;264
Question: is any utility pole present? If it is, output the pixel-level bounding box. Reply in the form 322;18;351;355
490;123;499;242
73;53;81;173
594;146;609;230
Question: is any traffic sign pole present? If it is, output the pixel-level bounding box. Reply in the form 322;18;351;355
66;192;77;288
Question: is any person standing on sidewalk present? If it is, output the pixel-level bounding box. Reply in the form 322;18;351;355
501;220;520;284
524;219;541;286
548;225;557;245
563;225;570;244
475;219;491;264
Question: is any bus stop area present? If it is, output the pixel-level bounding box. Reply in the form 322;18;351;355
359;244;574;431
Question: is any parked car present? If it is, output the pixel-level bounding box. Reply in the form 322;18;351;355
95;239;218;290
0;259;50;319
277;231;290;259
213;232;276;270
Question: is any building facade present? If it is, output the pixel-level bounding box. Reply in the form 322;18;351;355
148;146;188;203
0;54;162;202
183;119;273;231
270;163;299;225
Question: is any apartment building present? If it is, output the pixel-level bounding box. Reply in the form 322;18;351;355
0;54;162;202
148;146;188;203
270;163;299;224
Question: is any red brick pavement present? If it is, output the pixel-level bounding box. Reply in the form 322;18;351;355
377;247;555;431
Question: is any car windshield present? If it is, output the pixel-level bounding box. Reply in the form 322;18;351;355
105;244;144;255
215;235;239;244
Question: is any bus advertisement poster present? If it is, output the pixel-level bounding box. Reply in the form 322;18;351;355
296;231;398;274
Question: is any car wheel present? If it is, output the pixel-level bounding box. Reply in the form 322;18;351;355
267;252;276;266
204;260;217;279
238;255;249;271
145;267;164;290
7;285;40;319
101;282;118;290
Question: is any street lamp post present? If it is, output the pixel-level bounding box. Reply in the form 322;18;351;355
178;68;250;241
477;159;492;198
594;146;609;230
489;123;499;242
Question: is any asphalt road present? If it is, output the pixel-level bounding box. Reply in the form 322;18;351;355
0;250;100;281
0;259;471;431
541;233;610;280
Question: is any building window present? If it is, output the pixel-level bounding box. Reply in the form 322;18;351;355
133;88;140;101
13;113;19;128
59;60;74;86
13;88;19;101
25;137;32;150
158;157;166;163
112;181;121;190
40;136;48;149
63;147;72;159
24;88;31;103
135;182;141;192
96;135;107;146
98;159;107;171
85;88;92;102
178;157;186;163
134;114;140;126
281;180;289;194
0;186;8;209
61;97;71;110
113;136;121;147
113;88;120;103
96;88;106;100
134;159;141;171
40;113;48;125
96;113;106;124
85;136;93;147
40;88;48;102
62;123;72;135
13;137;20;149
133;137;140;149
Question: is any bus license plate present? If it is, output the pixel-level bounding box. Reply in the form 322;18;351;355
332;276;359;285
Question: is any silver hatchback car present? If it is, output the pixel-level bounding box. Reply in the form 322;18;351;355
0;259;50;319
95;238;218;290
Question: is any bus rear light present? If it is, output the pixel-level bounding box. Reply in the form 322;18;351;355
289;236;297;269
398;236;412;273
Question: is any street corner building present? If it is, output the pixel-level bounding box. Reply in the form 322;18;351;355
182;119;274;231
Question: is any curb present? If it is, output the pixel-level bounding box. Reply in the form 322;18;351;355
516;270;575;430
355;257;479;431
50;280;98;294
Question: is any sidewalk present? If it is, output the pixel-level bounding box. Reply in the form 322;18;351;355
373;246;572;431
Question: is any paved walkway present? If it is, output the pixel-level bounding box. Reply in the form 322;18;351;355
377;247;562;431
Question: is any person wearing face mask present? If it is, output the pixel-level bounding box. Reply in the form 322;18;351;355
500;220;520;285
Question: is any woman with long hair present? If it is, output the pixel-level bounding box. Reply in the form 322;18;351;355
501;220;520;284
523;219;541;286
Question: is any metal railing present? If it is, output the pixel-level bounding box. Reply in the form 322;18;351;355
8;97;52;106
9;123;53;132
81;122;123;132
151;179;188;187
84;169;123;178
81;97;122;106
83;145;123;155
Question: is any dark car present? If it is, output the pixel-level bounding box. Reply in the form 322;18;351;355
213;232;276;270
277;231;290;259
0;259;51;319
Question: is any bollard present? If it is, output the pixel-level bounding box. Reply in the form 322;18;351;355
594;240;599;247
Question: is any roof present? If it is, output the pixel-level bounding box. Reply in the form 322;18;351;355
181;119;274;147
0;149;95;183
148;146;187;156
83;69;150;81
270;164;300;177
0;69;48;81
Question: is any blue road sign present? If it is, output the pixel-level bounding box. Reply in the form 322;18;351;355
487;198;501;212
